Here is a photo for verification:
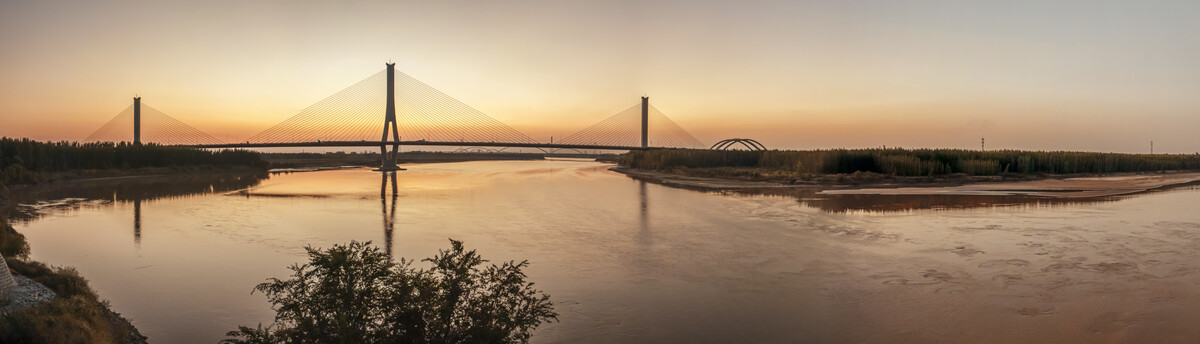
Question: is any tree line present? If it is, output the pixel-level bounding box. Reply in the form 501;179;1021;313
1;137;265;185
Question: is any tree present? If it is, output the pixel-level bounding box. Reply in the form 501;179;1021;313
222;240;557;344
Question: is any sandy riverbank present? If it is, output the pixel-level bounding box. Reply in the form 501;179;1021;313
609;167;803;190
611;167;1200;199
821;172;1200;198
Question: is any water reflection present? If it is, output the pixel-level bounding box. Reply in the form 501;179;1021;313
637;180;649;245
16;161;1200;343
4;172;267;221
134;199;142;246
4;171;268;248
803;193;1123;213
709;183;1200;214
381;171;398;257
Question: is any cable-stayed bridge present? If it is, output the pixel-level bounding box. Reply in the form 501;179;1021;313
85;63;719;170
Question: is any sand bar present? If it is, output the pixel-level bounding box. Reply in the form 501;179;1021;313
821;172;1200;198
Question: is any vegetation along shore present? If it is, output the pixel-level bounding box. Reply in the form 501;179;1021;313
0;137;265;187
616;148;1200;198
1;137;270;343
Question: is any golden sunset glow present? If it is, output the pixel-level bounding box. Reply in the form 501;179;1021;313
2;1;1199;152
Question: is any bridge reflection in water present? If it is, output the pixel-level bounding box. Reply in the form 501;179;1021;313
381;171;398;257
2;171;268;246
638;180;649;246
134;199;142;246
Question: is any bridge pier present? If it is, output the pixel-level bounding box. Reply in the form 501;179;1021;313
376;62;406;171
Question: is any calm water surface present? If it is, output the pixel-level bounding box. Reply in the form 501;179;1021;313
13;160;1200;343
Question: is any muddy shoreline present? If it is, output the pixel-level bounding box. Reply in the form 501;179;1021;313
611;167;1200;198
0;169;263;343
611;167;1200;213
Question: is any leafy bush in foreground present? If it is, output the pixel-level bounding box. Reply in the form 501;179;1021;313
222;240;557;344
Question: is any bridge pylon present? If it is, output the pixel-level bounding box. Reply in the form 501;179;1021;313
133;97;141;145
641;96;648;148
376;63;406;171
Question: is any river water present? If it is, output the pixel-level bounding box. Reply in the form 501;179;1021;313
11;160;1200;343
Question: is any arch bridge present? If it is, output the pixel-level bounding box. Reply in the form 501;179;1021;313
711;138;766;151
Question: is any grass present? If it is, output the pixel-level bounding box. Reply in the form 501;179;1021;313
6;260;96;300
0;295;136;344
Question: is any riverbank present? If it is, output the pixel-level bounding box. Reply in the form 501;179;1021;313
615;148;1200;200
619;148;1200;178
611;167;1200;199
0;217;147;343
1;138;265;186
4;165;266;189
0;167;266;343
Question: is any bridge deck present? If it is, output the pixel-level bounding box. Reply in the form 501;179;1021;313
181;140;652;151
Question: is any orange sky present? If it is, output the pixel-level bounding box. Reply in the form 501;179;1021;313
2;1;1199;153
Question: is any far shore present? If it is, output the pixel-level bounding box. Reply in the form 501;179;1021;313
3;166;266;191
611;167;1200;199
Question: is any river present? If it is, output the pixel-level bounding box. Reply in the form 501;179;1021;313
11;160;1200;343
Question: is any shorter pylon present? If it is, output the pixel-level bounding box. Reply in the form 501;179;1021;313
134;97;141;145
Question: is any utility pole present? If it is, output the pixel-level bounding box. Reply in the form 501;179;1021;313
1151;141;1154;154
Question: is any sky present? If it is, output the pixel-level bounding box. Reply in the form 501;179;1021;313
2;0;1199;153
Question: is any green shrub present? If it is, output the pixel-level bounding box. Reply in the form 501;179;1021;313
0;217;30;259
223;240;557;344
